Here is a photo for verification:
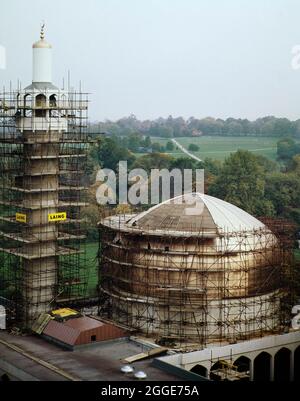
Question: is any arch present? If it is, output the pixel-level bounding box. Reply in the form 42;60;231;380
274;347;291;382
294;345;300;382
35;94;46;107
233;356;250;381
24;93;32;117
49;94;57;107
61;94;67;108
1;373;10;382
253;352;271;382
190;364;207;378
210;360;237;381
35;94;46;117
49;94;57;117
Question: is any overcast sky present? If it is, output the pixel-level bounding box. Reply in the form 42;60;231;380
1;0;300;121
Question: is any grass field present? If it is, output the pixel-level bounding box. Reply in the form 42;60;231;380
85;241;98;296
150;136;280;161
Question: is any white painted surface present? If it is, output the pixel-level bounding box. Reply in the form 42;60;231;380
157;330;300;372
33;47;52;83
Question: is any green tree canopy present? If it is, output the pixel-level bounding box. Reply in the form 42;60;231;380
166;141;175;151
209;150;274;216
188;143;200;152
92;137;135;171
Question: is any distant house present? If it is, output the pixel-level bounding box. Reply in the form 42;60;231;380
191;130;203;137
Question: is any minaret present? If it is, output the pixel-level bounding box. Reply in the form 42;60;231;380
0;25;89;328
19;26;61;325
32;23;52;83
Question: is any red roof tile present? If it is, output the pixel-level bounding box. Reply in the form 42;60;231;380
64;316;104;331
43;320;80;345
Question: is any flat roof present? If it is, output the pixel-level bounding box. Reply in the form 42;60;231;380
0;331;181;381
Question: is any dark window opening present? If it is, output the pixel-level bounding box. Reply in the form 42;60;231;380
165;246;170;251
91;335;96;342
294;346;300;382
35;94;46;117
49;94;57;117
274;347;291;382
254;352;271;382
24;94;32;117
191;364;207;378
49;94;57;107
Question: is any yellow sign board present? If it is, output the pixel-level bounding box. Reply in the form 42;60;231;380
48;212;67;222
16;213;27;223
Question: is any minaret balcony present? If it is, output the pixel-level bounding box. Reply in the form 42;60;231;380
16;116;68;132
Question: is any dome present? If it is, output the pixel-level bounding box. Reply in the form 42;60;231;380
33;39;52;49
99;192;283;346
127;192;266;234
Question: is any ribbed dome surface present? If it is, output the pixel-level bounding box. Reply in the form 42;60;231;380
128;193;266;233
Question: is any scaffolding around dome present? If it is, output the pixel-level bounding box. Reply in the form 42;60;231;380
98;197;297;350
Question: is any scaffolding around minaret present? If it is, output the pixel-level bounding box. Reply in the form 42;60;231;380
0;33;91;328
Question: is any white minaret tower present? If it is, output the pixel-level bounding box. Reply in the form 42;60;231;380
32;23;52;83
17;24;68;133
0;25;88;328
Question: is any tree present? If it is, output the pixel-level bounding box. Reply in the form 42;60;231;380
143;136;152;148
166;141;174;151
188;143;199;152
287;154;300;175
265;171;300;223
151;142;163;152
209;150;274;216
132;153;173;172
277;138;300;163
169;157;197;171
277;138;296;160
93;137;135;171
128;133;142;152
273;118;294;137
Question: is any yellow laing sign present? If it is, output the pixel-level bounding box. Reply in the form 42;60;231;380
48;212;67;222
16;213;27;223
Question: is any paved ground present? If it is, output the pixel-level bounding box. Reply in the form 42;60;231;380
0;331;180;381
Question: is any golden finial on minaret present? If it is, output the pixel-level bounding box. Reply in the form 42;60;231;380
40;22;45;40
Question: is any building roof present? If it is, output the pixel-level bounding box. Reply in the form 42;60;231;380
42;317;126;347
64;316;104;331
43;320;79;346
127;193;266;234
24;82;59;91
43;317;105;345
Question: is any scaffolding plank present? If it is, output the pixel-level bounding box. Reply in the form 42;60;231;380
121;347;167;363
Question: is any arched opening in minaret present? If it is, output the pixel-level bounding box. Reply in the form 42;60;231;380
15;93;22;117
49;94;57;107
24;94;32;117
49;94;57;117
61;94;67;107
35;94;46;117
